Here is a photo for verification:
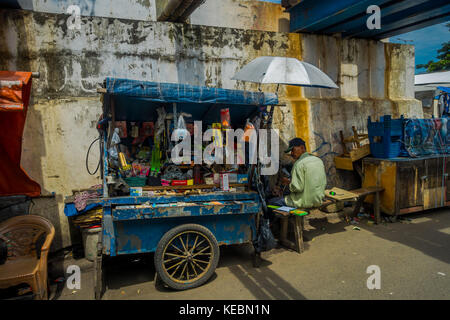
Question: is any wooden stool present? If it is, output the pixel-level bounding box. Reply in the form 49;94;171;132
274;210;308;254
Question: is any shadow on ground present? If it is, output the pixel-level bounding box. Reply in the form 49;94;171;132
354;207;450;265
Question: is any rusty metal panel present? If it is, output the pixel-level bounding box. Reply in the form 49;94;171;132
112;201;260;221
101;193;261;256
101;206;114;256
113;212;257;255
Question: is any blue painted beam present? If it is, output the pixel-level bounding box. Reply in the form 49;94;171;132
372;14;450;39
322;0;434;34
349;3;450;38
289;0;450;39
288;0;388;33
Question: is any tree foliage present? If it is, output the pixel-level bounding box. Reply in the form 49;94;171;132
416;23;450;72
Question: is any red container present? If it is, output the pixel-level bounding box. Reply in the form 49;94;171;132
171;180;188;186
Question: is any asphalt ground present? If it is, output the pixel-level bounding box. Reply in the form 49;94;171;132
49;207;450;300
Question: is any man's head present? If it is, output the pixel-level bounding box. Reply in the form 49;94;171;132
285;137;306;160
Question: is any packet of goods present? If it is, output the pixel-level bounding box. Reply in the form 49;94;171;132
220;108;231;129
115;121;127;138
140;122;154;137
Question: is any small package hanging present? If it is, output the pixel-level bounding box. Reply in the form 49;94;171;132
140;122;154;137
243;119;255;142
221;108;231;129
115;121;127;138
131;123;139;138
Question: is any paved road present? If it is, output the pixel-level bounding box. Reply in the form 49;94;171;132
51;207;450;300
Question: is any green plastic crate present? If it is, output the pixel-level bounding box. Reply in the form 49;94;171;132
124;177;147;187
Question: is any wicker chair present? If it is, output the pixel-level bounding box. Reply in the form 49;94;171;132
0;215;55;300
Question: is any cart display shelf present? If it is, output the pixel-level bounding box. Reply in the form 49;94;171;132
141;183;247;191
92;78;278;298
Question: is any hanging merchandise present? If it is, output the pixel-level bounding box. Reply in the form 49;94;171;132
221;108;231;129
154;107;167;142
115;121;127;138
140;122;154;137
243;119;255;142
108;128;121;160
118;152;129;168
212;123;223;148
173;114;189;142
131;123;139;138
150;139;161;176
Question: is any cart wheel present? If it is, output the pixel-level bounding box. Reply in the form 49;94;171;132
155;224;219;290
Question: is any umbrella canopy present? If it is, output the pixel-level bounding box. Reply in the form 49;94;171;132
232;56;339;89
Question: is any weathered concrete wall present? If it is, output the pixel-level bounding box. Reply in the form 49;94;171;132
190;0;290;32
19;0;158;21
0;9;421;249
21;0;289;32
288;35;422;187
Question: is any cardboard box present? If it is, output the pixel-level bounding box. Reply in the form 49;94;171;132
228;173;237;183
130;187;143;196
237;174;248;184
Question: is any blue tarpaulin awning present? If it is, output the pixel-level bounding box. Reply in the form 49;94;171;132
104;78;279;125
105;78;278;105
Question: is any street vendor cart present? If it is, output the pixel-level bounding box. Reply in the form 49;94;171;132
92;78;278;298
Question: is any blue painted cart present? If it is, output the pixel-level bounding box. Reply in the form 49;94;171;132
93;79;278;298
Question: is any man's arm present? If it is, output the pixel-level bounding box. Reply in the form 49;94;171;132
289;162;304;193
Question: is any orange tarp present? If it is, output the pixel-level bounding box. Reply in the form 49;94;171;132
0;71;41;197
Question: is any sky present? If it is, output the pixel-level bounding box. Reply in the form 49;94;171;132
390;22;450;74
258;1;449;74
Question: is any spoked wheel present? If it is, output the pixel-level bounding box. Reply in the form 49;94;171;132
155;224;219;290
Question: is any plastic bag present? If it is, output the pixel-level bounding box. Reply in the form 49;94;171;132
253;217;277;253
173;115;190;141
108;128;121;159
243;119;255;142
154;107;166;138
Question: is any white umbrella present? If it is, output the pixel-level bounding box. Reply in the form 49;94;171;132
232;56;339;89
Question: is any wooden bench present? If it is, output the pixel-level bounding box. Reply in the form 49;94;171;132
324;186;384;224
271;186;384;254
272;209;309;254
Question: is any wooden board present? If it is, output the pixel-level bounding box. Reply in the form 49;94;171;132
324;187;359;201
142;183;247;191
334;156;353;170
351;186;384;197
349;144;370;162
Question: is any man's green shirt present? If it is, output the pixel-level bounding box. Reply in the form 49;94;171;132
284;152;326;209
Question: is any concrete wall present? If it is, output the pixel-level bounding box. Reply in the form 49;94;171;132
15;0;158;21
17;0;289;32
288;35;422;187
190;0;290;32
0;9;421;250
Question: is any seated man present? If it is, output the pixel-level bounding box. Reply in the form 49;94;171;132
269;138;326;209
